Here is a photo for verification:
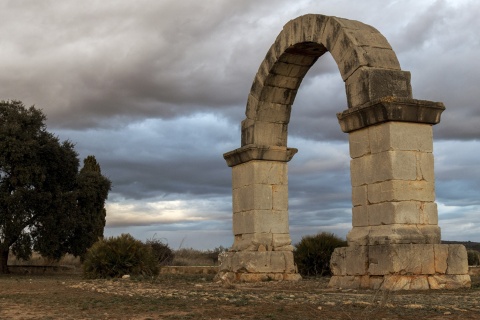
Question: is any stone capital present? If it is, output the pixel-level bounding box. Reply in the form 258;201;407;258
337;97;445;133
223;145;298;167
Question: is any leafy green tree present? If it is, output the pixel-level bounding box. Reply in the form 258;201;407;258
0;100;110;272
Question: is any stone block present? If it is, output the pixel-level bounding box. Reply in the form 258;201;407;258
416;152;435;182
241;118;288;146
229;251;293;273
264;74;301;91
352;185;367;206
232;160;288;190
259;85;297;105
352;205;368;227
278;52;318;66
246;96;293;124
345;67;411;108
369;122;433;153
271;61;311;78
272;233;292;248
329;247;347;275
231;233;276;251
427;274;471;289
349;156;370;187
337;46;400;81
272;185;288;210
367;180;435;203
367;201;421;226
346;226;370;246
446;244;469;275
368;244;435;276
348;127;370;158
367;225;432;245
420;202;438;225
417;225;441;244
233;210;289;235
350;151;417;187
433;244;448;273
345;246;368;275
232;184;272;213
382;275;430;291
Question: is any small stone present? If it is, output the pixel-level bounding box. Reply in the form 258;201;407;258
122;275;130;279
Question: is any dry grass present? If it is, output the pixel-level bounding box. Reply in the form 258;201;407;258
8;252;82;268
171;248;219;266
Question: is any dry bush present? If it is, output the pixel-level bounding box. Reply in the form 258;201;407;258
172;247;226;266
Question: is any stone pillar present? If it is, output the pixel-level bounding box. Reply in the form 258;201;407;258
216;145;302;282
330;98;471;290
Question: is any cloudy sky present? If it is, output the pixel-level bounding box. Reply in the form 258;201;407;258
1;0;479;250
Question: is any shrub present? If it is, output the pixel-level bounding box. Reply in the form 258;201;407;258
467;250;480;266
294;232;346;277
146;237;174;266
83;234;159;278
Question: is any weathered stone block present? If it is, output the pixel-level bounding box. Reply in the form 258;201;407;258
330;247;347;275
232;184;272;213
368;244;435;275
231;233;276;251
369;122;433;153
228;251;295;274
368;201;420;226
233;210;289;235
278;52;318;66
433;244;448;273
352;205;368;227
368;225;434;245
351;151;417;187
367;180;435;203
416;152;435;182
272;233;292;248
241;118;288;146
264;74;301;91
427;274;471;289
232;160;288;190
246;95;293;124
348;127;370;158
345;67;412;108
346;226;371;246
272;185;288;211
345;246;368;275
420;202;438;225
446;244;469;275
352;185;367;206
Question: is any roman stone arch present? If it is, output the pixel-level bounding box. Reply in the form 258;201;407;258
217;14;471;290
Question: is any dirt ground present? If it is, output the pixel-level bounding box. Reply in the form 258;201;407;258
0;272;479;320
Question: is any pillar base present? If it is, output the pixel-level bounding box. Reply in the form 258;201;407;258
215;251;301;282
329;274;471;290
328;243;471;290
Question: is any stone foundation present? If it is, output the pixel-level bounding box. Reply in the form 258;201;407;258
328;244;471;290
215;251;301;282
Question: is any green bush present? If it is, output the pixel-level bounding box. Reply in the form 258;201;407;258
467;250;480;266
83;234;159;278
294;232;346;277
146;237;174;266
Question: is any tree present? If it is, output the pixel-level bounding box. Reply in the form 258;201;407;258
0;100;111;272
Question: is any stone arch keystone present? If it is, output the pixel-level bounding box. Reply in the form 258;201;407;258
217;14;470;290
